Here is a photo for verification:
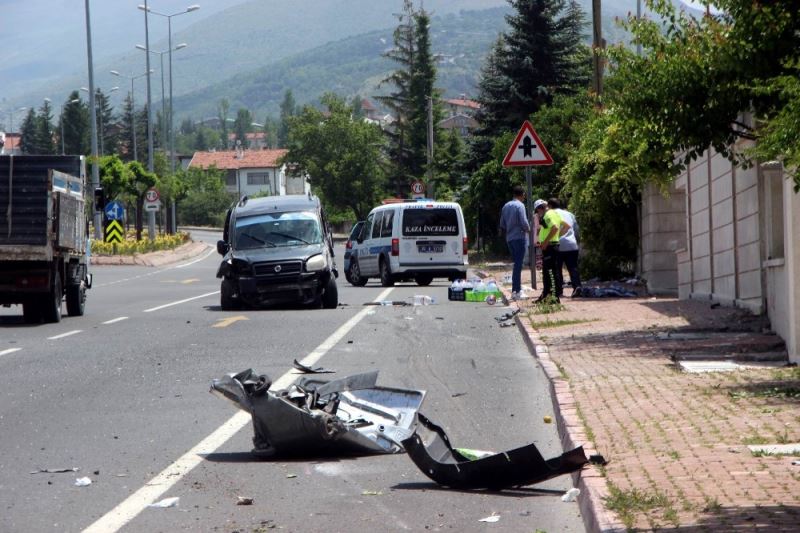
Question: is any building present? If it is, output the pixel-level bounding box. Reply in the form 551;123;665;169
188;148;309;198
227;132;270;150
0;132;22;155
438;114;479;138
640;128;800;363
443;97;480;118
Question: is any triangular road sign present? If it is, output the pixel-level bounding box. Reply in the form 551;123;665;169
502;120;554;167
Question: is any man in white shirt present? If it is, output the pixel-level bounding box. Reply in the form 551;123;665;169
548;198;581;297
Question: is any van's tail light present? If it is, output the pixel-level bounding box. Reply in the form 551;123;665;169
345;240;353;250
463;237;469;256
391;238;400;256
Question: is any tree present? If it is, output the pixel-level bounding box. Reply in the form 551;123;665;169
118;94;142;162
176;165;233;227
233;108;253;148
217;98;231;149
261;116;279;149
95;88;116;156
19;109;37;154
59;92;90;156
277;90;296;148
128;160;159;240
34;100;57;154
471;0;590;165
285;93;387;220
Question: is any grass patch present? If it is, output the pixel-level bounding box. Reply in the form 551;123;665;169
702;496;723;514
741;435;771;445
604;483;678;530
667;450;681;460
532;294;565;315
530;317;599;329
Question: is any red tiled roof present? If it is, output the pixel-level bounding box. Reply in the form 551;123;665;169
444;98;481;110
189;149;287;170
2;133;21;150
360;98;377;111
226;132;267;141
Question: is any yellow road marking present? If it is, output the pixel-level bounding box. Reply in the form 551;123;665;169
212;315;249;328
181;278;200;284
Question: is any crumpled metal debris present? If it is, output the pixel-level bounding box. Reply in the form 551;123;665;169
211;369;425;457
292;359;335;374
495;309;520;322
401;413;588;490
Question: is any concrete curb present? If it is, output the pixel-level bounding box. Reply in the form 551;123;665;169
475;269;624;533
91;241;212;267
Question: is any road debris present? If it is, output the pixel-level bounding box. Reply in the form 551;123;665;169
211;369;425;457
361;490;383;496
74;477;92;487
402;414;588;490
30;467;79;474
478;513;500;523
149;497;180;508
237;496;254;505
363;300;411;307
543;415;552;424
286;474;297;478
495;309;520;322
562;488;580;502
292;359;335;374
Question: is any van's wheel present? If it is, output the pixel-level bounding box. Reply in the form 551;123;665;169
220;278;237;310
42;273;62;323
415;274;433;286
379;258;394;287
66;282;86;316
348;260;368;287
23;301;41;324
322;275;339;309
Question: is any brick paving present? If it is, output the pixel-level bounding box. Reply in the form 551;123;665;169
479;265;800;532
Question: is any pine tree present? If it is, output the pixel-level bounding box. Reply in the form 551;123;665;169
59;91;90;156
19;109;38;154
471;0;590;165
34;100;57;154
233;108;253;148
277;90;296;148
217;98;230;148
95;88;116;156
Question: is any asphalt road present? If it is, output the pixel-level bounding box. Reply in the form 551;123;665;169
0;229;584;533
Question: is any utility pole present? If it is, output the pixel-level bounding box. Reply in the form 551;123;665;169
426;95;434;199
143;0;155;242
84;0;102;240
592;0;603;98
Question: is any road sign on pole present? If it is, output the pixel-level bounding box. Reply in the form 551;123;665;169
410;180;425;199
104;200;124;221
144;187;161;213
104;219;123;243
502;121;554;291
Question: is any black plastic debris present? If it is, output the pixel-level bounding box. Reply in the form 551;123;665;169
572;286;637;298
401;413;588;490
292;359;335;374
494;309;520;322
211;369;425;457
363;300;411;306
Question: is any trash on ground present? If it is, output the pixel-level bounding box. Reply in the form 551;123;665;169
747;443;800;456
149;496;180;508
74;477;92;487
478;513;500;523
495;309;520;322
450;392;467;398
572;286;637;298
409;295;435;305
237;496;254;505
292;359;335;374
286;473;297;478
401;413;588;490
543;415;552;424
562;488;580;502
361;490;383;496
499;322;515;328
30;467;79;474
364;300;411;306
589;454;608;465
485;294;497;305
211;369;425;457
454;448;495;461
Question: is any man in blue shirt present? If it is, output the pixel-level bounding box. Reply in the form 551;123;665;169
499;185;530;299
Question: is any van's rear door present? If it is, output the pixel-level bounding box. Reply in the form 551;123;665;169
400;205;463;266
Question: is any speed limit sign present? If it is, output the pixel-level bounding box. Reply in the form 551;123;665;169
145;188;160;202
410;180;425;196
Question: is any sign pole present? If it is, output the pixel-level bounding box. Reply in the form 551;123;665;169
525;165;536;291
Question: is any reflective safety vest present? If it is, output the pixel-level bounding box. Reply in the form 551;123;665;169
538;209;563;244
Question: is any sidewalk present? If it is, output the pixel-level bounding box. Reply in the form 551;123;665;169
478;264;799;532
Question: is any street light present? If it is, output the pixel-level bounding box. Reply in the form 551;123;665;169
135;43;187;154
3;106;27;133
81;86;119;155
138;3;200;234
59;97;81;155
111;70;152;162
84;0;102;240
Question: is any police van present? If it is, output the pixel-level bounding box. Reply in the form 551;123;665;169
347;200;468;286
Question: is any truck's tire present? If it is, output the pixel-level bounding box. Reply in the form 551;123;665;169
220;279;237;310
66;282;86;316
42;274;62;323
321;275;339;309
23;301;41;324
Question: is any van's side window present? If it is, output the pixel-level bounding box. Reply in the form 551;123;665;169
364;213;375;241
371;211;384;239
381;210;394;238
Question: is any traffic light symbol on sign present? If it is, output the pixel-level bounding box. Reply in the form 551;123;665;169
105;220;123;243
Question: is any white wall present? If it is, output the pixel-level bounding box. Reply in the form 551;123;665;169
641;182;686;294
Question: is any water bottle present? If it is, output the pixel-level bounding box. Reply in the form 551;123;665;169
486;280;498;293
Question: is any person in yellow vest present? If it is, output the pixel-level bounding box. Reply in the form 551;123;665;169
533;199;571;303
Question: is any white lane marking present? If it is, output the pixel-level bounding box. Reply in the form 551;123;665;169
0;348;22;357
142;291;219;313
102;317;129;325
94;246;216;288
47;330;82;340
83;287;394;533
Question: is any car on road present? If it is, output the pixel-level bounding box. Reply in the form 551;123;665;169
347;200;468;287
343;221;365;284
216;194;338;309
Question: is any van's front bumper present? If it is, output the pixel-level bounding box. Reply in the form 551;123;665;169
235;272;327;306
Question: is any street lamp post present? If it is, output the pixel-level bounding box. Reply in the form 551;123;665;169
138;3;200;234
84;0;102;240
60;98;81;155
136;43;187;157
111;70;151;162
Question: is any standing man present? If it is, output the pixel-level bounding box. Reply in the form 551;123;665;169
533;198;569;303
499;185;530;300
548;198;581;296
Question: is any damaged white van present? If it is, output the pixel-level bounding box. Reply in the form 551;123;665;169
347;200;468;286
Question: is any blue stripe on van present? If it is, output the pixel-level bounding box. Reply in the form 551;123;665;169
368;245;392;255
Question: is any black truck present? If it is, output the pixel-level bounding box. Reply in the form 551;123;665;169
0;155;92;323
